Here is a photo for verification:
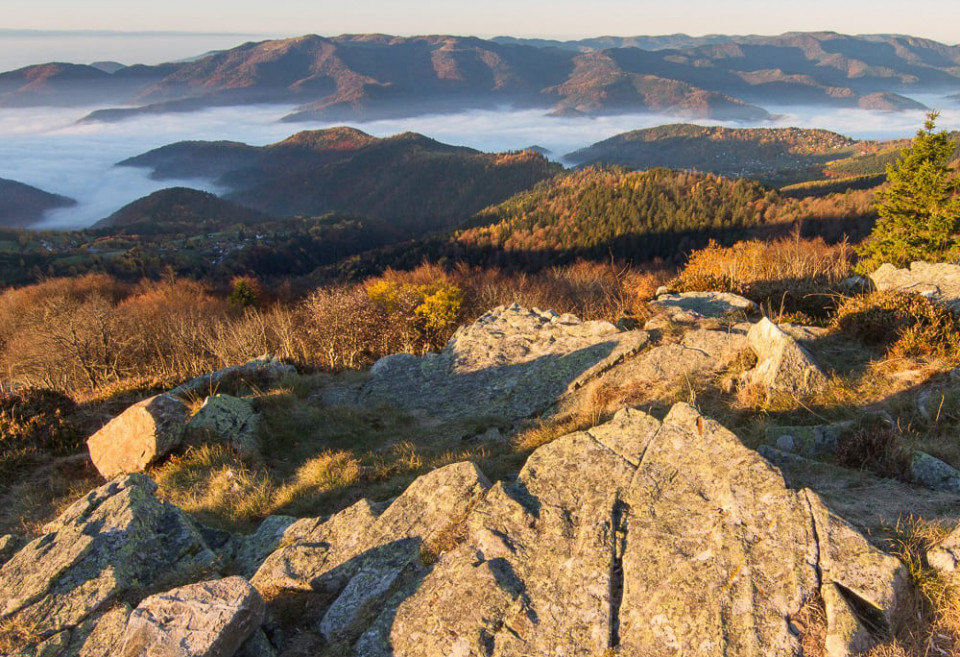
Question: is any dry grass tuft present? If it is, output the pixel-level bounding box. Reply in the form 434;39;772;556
793;594;827;657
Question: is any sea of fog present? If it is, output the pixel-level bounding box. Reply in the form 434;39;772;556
1;97;959;230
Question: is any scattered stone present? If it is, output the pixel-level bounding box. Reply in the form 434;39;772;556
0;474;217;645
170;355;296;397
650;290;758;318
466;426;505;443
915;388;946;423
187;394;260;456
927;524;960;575
120;576;265;657
764;422;851;457
870;261;960;312
838;275;872;294
615;316;641;331
87;394;188;478
235;630;277;657
654;285;671;297
745;317;828;394
910;451;960;494
353;305;648;421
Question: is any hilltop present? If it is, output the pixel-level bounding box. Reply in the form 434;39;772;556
119;127;561;234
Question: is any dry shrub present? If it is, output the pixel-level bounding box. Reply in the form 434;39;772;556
835;423;912;480
835;291;960;360
881;517;960;656
792;594;827;657
0;388;84;481
673;236;853;320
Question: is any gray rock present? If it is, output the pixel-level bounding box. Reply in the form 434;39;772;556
745;318;827;395
120;576;265;657
602;327;748;389
870;261;960;311
0;532;23;567
353;305;648;421
169;355;295;397
225;516;297;579
910;451;960;494
650;291;758;318
0;474;217;648
839;275;872;294
927;524;960;575
87;394;188;478
234;630;276;657
187;394;260;456
351;404;906;656
763;422;852;457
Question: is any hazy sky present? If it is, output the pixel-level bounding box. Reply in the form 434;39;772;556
4;0;960;43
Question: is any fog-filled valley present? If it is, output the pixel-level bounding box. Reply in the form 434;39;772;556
2;99;959;229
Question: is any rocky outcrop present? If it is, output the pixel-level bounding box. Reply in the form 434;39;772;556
744;318;827;394
910;451;960;494
187;394;260;456
928;524;960;575
244;404;907;656
354;304;648;421
764;422;851;457
169;355;295;397
870;261;960;311
0;474;217;649
120;577;265;657
87;394;188;478
649;291;758;320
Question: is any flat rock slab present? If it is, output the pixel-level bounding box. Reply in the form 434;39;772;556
0;474;217;647
87;394;188;478
650;291;758;319
121;576;265;657
354;304;648;421
870;261;960;311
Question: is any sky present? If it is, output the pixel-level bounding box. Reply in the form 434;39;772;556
3;0;960;44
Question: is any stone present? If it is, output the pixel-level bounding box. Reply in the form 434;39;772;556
225;515;297;579
601;327;748;390
870;261;960;312
0;474;217;647
87;394;188;478
352;305;648;421
927;524;960;575
351;404;906;656
120;576;265;657
763;422;852;457
745;318;827;394
234;630;276;657
187;394;260;456
650;291;758;318
910;451;960;494
251;462;491;646
0;532;23;566
169;355;295;397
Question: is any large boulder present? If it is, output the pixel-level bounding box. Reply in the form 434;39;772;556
0;474;218;648
187;394;260;456
120;576;265;657
169;355;295;397
744;317;827;395
87;394;188;478
348;404;907;657
870;261;960;311
353;305;648;421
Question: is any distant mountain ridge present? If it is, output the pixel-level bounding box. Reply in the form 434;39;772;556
1;31;957;121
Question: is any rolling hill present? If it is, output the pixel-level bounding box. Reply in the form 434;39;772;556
0;177;76;227
119;127;562;235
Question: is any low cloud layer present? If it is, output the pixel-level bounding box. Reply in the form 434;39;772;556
1;96;958;230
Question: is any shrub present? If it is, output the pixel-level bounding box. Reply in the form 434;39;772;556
0;388;83;480
673;236;853;320
835;423;912;480
834;291;960;359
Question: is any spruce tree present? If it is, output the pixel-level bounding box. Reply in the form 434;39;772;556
857;112;960;272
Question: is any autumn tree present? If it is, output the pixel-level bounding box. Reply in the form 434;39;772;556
857;112;960;272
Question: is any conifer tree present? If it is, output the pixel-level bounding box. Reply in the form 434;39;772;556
857;112;960;272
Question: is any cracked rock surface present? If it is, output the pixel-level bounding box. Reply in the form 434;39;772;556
352;304;648;421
